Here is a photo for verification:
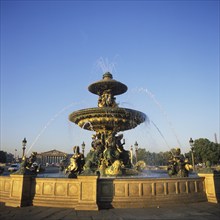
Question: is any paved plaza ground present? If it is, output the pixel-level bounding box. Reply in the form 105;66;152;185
0;202;220;220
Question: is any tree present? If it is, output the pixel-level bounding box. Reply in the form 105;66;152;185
136;148;148;162
193;138;220;165
136;148;171;166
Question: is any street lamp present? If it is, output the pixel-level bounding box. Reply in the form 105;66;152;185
22;138;27;157
14;149;17;162
81;141;85;155
134;141;138;163
189;137;195;171
130;145;133;165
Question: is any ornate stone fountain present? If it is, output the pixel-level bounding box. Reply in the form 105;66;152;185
68;72;147;176
0;72;209;210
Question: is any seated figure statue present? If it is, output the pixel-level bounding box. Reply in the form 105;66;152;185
26;152;38;172
167;148;192;177
103;132;120;166
115;134;132;168
83;133;105;174
98;89;118;108
13;152;39;175
65;146;85;178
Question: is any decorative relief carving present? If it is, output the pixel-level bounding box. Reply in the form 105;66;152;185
11;180;21;197
68;183;78;196
167;182;176;194
179;182;187;193
189;181;195;193
4;181;11;192
196;181;203;192
43;182;54;195
156;182;164;195
82;183;93;201
55;183;66;196
114;183;126;197
128;183;139;197
142;183;152;196
0;179;11;192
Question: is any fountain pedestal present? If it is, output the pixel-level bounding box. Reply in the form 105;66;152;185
198;172;220;203
5;174;35;207
75;175;99;210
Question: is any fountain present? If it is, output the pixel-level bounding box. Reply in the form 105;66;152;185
67;72;147;177
0;72;213;210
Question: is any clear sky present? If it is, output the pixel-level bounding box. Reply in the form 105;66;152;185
1;0;219;157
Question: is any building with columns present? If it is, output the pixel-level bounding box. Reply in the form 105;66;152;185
36;149;67;165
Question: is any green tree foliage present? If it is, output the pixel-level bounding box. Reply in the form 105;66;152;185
135;139;220;167
193;138;220;165
136;148;148;162
184;152;192;162
136;148;172;166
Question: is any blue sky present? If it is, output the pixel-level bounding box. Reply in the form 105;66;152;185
1;0;219;157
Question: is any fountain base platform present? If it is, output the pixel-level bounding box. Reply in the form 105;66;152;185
0;174;215;210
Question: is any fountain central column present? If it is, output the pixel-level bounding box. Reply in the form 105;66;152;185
68;72;147;176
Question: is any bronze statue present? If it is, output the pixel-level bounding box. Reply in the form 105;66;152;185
13;152;40;175
167;148;193;177
65;146;85;178
98;89;118;108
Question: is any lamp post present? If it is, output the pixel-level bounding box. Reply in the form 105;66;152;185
22;138;27;157
130;145;133;165
14;149;17;162
81;141;85;155
189;137;195;171
134;141;138;163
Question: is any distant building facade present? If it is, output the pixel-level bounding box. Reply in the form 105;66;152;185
36;149;67;165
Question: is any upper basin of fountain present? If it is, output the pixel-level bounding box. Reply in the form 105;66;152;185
69;107;147;132
88;72;128;96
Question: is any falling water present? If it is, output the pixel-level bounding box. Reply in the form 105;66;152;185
82;121;95;131
26;102;80;154
150;120;171;150
134;87;182;148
